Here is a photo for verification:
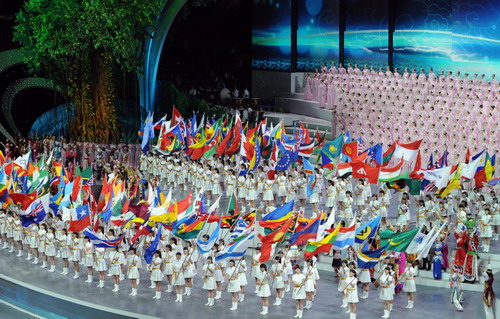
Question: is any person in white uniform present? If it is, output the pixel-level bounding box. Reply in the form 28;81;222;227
379;267;394;318
345;269;359;319
150;251;163;299
202;256;216;307
402;260;416;309
292;266;306;319
226;259;241;310
173;252;186;302
256;264;271;315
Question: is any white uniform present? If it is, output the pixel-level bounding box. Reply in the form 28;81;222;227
403;267;416;293
163;251;174;275
379;274;393;300
109;251;122;276
481;215;493;238
83;242;94;267
173;259;185;286
227;266;241;293
127;255;140;279
150;256;163;281
44;233;56;257
238;259;248;286
202;263;216;290
256;270;271;297
95;248;107;272
292;273;306;300
345;277;359;303
271;263;285;289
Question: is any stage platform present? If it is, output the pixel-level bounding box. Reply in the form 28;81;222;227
0;247;488;319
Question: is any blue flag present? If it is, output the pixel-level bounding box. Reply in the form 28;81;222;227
321;134;344;159
367;144;383;166
144;226;162;264
357;242;385;269
197;220;221;254
303;158;316;197
141;113;155;153
276;147;299;171
355;216;381;243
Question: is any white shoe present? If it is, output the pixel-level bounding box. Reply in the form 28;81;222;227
205;300;211;306
73;273;79;279
48;266;55;273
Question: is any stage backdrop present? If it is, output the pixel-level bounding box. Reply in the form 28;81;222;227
296;0;340;72
252;0;292;71
252;0;500;78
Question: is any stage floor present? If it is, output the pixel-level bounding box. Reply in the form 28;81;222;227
0;247;486;319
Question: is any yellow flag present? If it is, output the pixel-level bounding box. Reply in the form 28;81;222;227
440;164;462;198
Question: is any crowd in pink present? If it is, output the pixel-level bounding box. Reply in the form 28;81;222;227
304;63;499;163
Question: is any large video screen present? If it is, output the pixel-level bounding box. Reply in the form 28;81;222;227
393;0;452;75
344;0;389;69
451;0;500;79
252;0;292;71
296;0;340;71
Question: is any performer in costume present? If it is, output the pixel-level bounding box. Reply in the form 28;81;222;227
163;244;174;293
482;259;495;319
463;225;479;283
173;252;185;302
271;256;284;306
433;236;444;280
127;248;141;296
449;264;464;312
339;260;349;308
83;236;94;283
237;257;248;302
69;232;81;279
380;267;393;319
95;246;108;288
109;247;122;292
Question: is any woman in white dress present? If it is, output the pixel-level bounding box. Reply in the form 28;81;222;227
270;256;284;306
227;259;241;310
163;244;175;292
83;237;94;283
127;248;141;296
109;247;122;292
354;179;366;212
13;216;23;257
325;180;336;209
237;169;247;211
481;208;493;252
343;191;354;220
246;173;257;211
69;232;81;279
257;264;271;315
182;247;194;296
263;177;275;208
95;246;107;288
345;269;359;319
38;224;48;268
304;259;316;309
277;171;287;205
379;267;394;319
285;174;297;204
339;260;349;308
212;168;222;198
44;227;56;272
292;266;306;319
379;190;390;226
173;252;185;302
402;260;416;309
226;169;237;198
397;199;409;227
58;229;70;275
151;251;163;299
237;257;248;302
203;256;216;307
297;173;307;209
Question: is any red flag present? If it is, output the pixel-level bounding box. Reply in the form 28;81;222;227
342;141;359;158
409;151;422;179
172;106;183;126
8;191;37;210
215;127;233;157
351;162;380;184
258;217;294;263
226;125;241;155
71;175;82;202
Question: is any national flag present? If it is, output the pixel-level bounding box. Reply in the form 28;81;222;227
378;158;405;182
304;224;341;259
379;227;419;252
355;216;381;243
342;141;359;159
418;166;453;189
289;214;321;245
144;226;162;264
322;134;344;159
332;224;356;250
259;217;294;262
351;162;380;184
215;232;255;262
248;137;262;174
267;142;279;179
229;219;251;243
275;147;299;171
382;141;398;166
303;158;316;197
83;228;125;248
486;177;500;189
197;220;221;254
69;204;91;233
141;113;155;153
393;140;422;162
226;192;239;216
259;200;294;228
357;243;385;269
439;164;462;197
366;144;383;166
406;226;437;255
337;163;353;178
8;191;37;210
20;193;50;227
49;187;64;214
461;150;485;180
321;152;336;170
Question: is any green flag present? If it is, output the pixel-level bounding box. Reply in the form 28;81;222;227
379;228;419;252
321;133;344;159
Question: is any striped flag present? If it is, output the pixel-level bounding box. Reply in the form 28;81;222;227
357;243;385;269
83;228;125;248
